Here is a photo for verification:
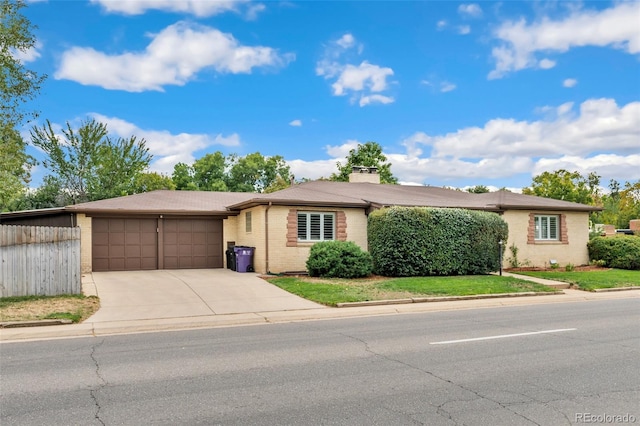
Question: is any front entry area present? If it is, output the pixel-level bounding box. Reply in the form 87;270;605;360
92;217;223;272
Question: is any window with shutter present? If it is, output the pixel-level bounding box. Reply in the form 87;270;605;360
534;215;559;241
297;212;335;242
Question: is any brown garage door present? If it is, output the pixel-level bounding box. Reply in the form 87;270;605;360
163;219;223;269
92;218;158;271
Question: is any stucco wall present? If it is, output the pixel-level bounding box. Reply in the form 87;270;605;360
76;213;92;273
227;205;369;274
501;210;591;268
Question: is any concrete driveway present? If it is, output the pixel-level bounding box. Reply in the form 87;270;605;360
85;269;323;322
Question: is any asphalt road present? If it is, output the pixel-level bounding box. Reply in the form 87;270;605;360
1;299;638;425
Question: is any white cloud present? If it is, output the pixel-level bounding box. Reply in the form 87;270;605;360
489;2;640;78
440;82;457;93
245;3;266;20
286;140;363;180
331;61;394;96
394;98;639;183
458;3;483;18
436;20;447;30
11;40;42;63
336;33;356;49
287;158;339;181
538;58;556;69
534;154;640;182
90;0;263;18
421;79;456;93
325;140;361;158
458;25;471;35
289;119;302;127
317;35;395;107
359;94;395;107
90;113;241;174
55;22;293;92
286;99;639;185
563;78;578;88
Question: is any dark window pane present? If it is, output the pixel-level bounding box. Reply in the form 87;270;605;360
297;213;307;240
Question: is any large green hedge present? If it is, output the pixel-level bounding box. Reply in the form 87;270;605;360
368;207;508;277
306;241;373;278
588;236;640;270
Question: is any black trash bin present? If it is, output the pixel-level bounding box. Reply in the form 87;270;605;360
226;248;237;271
234;246;255;273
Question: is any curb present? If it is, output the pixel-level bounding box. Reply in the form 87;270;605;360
2;289;639;342
336;291;562;307
1;319;74;329
592;286;640;293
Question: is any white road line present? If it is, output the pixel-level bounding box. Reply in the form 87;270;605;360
429;328;577;345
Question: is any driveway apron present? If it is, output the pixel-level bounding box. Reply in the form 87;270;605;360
87;269;323;322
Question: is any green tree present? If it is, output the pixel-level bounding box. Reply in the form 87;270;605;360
1;0;47;125
172;162;197;190
467;185;490;194
227;152;291;193
11;175;63;210
192;152;228;191
330;141;398;184
30;118;152;204
0;121;33;210
616;181;640;229
132;172;175;193
592;180;621;227
522;169;600;205
264;175;291;193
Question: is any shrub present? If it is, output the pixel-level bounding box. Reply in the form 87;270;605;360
587;236;640;270
368;207;509;277
306;241;373;278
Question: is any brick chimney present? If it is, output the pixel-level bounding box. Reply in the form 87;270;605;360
348;166;380;184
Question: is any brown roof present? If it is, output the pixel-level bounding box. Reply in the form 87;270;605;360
227;181;600;212
4;183;598;219
66;190;255;216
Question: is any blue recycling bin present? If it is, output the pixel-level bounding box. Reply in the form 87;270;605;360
234;246;255;273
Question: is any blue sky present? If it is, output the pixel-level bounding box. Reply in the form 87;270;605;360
18;0;640;191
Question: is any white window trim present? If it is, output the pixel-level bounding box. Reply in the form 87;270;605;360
297;212;335;242
534;214;559;241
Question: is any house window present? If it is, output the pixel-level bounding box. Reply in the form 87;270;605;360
297;212;334;241
534;215;559;240
245;211;252;233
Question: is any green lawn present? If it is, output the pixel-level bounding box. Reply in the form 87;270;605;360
266;275;557;306
513;269;640;291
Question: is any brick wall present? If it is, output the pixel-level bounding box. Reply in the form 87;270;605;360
76;213;92;273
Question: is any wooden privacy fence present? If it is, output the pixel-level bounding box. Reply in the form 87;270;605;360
0;225;81;297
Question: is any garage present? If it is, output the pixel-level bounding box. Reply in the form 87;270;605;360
92;217;223;272
92;218;158;272
163;218;223;269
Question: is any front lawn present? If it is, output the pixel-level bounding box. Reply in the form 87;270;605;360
0;294;100;323
266;275;557;306
513;269;640;291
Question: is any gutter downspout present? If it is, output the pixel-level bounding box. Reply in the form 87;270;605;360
265;202;272;274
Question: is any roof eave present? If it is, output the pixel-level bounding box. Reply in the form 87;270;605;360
227;198;369;211
68;208;237;217
496;204;602;212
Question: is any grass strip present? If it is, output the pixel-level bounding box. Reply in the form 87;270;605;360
0;294;100;323
514;269;640;291
267;275;556;306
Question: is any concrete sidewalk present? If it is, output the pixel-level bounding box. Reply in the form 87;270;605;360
2;286;638;342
